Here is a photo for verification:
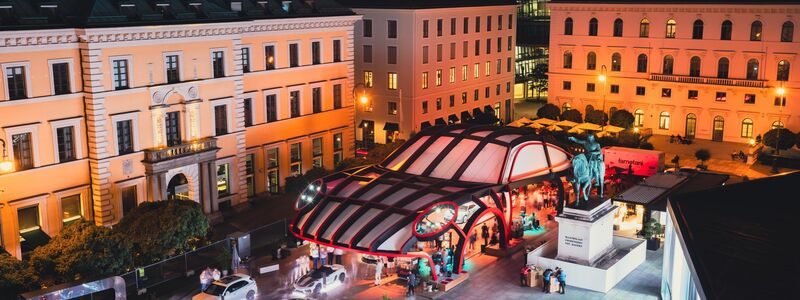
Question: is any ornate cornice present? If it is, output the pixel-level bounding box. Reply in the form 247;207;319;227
549;4;800;14
0;31;78;48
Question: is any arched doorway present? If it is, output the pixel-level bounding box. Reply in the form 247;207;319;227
685;114;697;138
167;173;190;200
712;116;724;142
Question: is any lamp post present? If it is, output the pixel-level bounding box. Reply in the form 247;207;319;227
598;65;608;131
0;138;14;173
352;83;369;157
772;83;786;173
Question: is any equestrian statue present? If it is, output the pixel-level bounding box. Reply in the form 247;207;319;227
568;134;605;205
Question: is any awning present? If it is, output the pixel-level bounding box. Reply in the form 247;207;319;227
421;121;432;129
472;108;484;117
359;120;372;128
461;111;473;121
434;118;447;126
483;105;494;116
383;122;399;131
20;229;50;255
448;114;459;124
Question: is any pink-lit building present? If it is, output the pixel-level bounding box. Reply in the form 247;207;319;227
548;0;799;143
341;0;517;146
0;0;358;259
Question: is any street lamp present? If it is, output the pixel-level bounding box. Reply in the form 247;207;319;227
598;65;608;131
772;82;787;173
353;83;369;156
0;138;14;173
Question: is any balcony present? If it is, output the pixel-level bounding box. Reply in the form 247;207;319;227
649;74;766;88
143;137;218;163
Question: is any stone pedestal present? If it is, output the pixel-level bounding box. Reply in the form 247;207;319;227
555;198;616;265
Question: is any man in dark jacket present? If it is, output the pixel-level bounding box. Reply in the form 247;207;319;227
542;268;553;293
556;267;566;294
407;272;416;296
481;223;490;247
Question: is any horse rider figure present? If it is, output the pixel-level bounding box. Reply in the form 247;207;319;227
568;134;605;204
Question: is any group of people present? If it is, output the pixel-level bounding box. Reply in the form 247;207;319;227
479;221;501;249
199;266;222;292
519;265;567;294
731;150;748;162
309;243;344;270
431;245;456;278
669;134;693;145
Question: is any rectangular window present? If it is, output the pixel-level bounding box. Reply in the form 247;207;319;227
388;102;398;115
333;133;343;167
333;40;342;62
715;91;727;102
506;82;511;93
474;63;480;78
165;55;180;83
436;44;442;62
112;59;129;90
423;20;429;38
388;46;397;64
246;154;255;197
485;61;491;76
449;67;455;83
508;36;512;51
486;38;491;54
388;72;397;90
451;18;456;35
508;14;513;29
449;95;455;107
312;137;323;168
463;41;469;58
688;90;699;100
462;92;467;104
475;40;480;56
422;72;429;89
364;45;373;63
217;163;230;196
56;126;75;162
436;69;442;86
212;51;225;78
563;81;572;90
241;47;251;73
497;38;502;53
474;89;479;101
487;16;492;32
6;66;27;99
498;15;503;30
289;43;299;67
485;87;490;98
507;57;512;73
610;84;620;94
662;88;672;98
436;98;442;110
165;111;181;147
496;84;501;95
116;120;134;155
363;19;372;37
462;65;468;81
422;46;429;64
437;19;443;36
290;143;302;175
364;71;373;87
476;16;481;33
244;98;253;127
450;42;456;60
333;84;342;109
312;87;322;113
463;17;469;34
422;101;428;114
388;20;397;38
636;86;646;96
587;83;596;92
496;59;501;74
266;148;279;193
265;45;276;70
52;62;70;95
61;194;82;224
121;186;137;216
744;93;756;104
290;91;300;117
214;105;228;136
266;94;278;122
18;205;40;235
311;41;321;65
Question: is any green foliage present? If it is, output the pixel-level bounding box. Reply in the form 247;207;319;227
114;200;209;265
610;109;635;129
0;253;37;296
284;167;331;195
560;109;582;123
597;136;619;147
694;149;711;166
584;109;608;125
641;219;664;240
763;128;796;150
29;222;132;285
536;103;561;120
213;243;232;272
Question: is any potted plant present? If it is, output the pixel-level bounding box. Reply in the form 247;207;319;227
640;218;663;250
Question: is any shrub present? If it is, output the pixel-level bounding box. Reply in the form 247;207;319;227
763;128;796;150
0;253;37;296
695;149;711;167
560;109;583;123
610;109;635;129
536;103;561;120
584;109;607;125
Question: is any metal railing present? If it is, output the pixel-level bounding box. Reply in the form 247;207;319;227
143;137;217;163
649;74;766;88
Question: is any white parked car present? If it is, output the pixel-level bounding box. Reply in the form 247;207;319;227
193;274;258;300
294;264;346;295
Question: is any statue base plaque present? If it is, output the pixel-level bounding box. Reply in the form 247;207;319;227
555;198;616;265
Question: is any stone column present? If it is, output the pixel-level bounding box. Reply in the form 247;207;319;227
158;172;168;201
146;173;160;202
208;161;219;212
198;162;212;214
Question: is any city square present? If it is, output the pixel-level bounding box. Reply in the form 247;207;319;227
1;0;799;299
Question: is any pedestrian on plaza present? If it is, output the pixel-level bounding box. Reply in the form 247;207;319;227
212;268;221;281
327;246;335;265
469;230;477;251
520;265;530;286
310;244;320;269
302;255;310;275
669;135;675;143
556;267;566;294
374;256;384;286
481;223;490;247
334;247;344;265
542;268;553;293
199;267;212;292
407;271;417;296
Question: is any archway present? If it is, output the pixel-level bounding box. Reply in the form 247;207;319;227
685;114;697;138
713;116;725;142
167;173;190;200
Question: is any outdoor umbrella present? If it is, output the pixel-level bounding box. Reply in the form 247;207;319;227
568;127;585;134
575;122;602;131
532;118;557;126
554;120;578;128
603;125;625;133
508;117;533;127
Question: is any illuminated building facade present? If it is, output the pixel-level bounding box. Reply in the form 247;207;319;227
515;0;551;101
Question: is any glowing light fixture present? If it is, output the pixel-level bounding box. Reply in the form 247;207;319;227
776;87;786;96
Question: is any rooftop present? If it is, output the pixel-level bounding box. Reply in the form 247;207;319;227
669;171;800;299
613;170;729;211
336;0;517;9
550;0;800;4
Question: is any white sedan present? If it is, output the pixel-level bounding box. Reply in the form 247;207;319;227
193;274;258;300
294;264;346;295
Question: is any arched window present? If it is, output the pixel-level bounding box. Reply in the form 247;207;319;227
772;121;784;129
777;60;790;81
563;51;573;69
717;57;730;78
589;18;598;36
639;19;650;37
564;17;574;35
666;19;677;38
562;102;571;112
613;18;624;37
637;54;648;73
741;119;754;138
585;105;595;112
746;59;759;80
659;112;670;130
634;109;645;127
721;20;733;40
782;21;794;42
685;114;697;138
750;20;762;41
587;52;597;70
662;55;674;75
611;53;622;71
689;56;701;77
692;20;704;39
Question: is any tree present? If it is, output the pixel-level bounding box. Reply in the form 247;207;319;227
560;109;583;123
531;63;549;101
285;167;331;195
610;109;635;129
114;200;209;265
0;253;37;296
29;222;132;284
584;109;608;125
763;128;796;151
695;149;711;168
537;103;561;120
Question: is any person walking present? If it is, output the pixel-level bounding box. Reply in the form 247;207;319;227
556;267;566;294
542;268;553;293
199;267;212;292
334;247;344;265
407;272;416;296
326;246;335;265
520;265;529;286
469;231;477;251
374;257;384;286
211;268;221;281
481;223;489;247
310;244;320;270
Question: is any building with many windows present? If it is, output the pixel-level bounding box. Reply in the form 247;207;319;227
0;0;358;259
514;0;550;101
340;0;517;147
548;0;799;143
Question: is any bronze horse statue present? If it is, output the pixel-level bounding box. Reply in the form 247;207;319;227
569;152;605;205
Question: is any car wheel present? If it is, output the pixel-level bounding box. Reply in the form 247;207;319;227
338;273;345;283
246;290;255;300
313;284;321;294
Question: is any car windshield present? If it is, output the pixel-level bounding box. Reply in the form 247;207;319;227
310;267;333;278
204;284;226;296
